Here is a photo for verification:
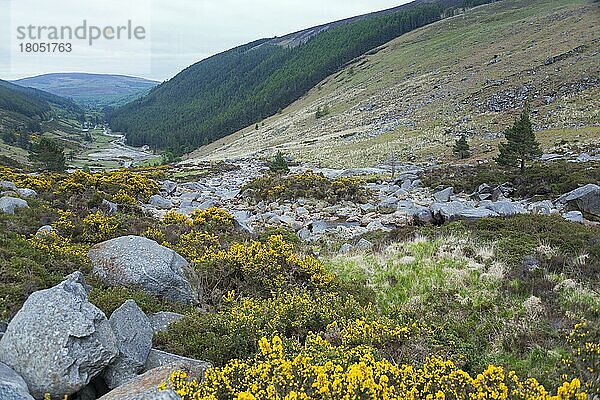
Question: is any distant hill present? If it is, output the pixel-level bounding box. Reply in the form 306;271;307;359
12;73;159;108
0;79;81;130
189;0;600;168
107;0;482;154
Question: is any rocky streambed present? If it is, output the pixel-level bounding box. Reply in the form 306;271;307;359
142;158;600;252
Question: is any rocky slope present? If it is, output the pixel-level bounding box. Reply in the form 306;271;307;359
189;0;600;167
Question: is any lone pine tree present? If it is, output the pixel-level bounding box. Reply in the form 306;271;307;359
453;135;471;159
29;137;66;172
496;110;542;173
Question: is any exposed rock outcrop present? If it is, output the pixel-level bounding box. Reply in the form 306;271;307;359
0;272;118;399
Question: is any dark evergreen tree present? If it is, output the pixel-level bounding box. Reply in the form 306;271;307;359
29;137;66;172
496;110;542;173
269;151;289;174
453;135;471;159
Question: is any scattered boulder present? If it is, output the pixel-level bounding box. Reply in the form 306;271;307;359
458;207;499;220
161;180;178;196
232;210;253;233
432;201;498;222
88;236;198;304
16;188;36;199
556;184;600;222
0;181;17;191
355;238;374;251
366;220;391;232
359;203;376;213
0;272;118;399
149;312;185;334
101;199;118;216
0;362;34;400
431;201;466;222
143;349;211;377
528;200;555;215
377;198;398;214
0;197;28;214
338;243;353;255
98;366;182;400
103;300;154;389
412;206;434;224
36;225;55;237
482;201;527;217
149;195;173;210
433;187;453;203
562;211;584;224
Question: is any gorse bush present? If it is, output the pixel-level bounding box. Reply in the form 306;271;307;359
190;235;334;302
57;169;159;202
155;290;373;365
244;171;371;204
155;289;434;367
160;335;587;400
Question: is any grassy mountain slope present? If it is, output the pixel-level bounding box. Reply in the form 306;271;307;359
0;80;86;167
12;73;159;108
107;1;476;153
189;0;600;167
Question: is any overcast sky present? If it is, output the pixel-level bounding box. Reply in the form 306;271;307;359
0;0;408;82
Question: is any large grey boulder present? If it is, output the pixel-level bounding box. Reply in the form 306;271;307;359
412;206;434;224
88;236;197;304
161;180;178;196
98;366;182;400
556;184;600;222
143;349;211;377
0;272;118;399
0;197;28;214
103;300;154;389
458;208;499;220
0;362;34;400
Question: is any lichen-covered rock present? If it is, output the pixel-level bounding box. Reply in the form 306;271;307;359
88;236;197;304
0;272;118;399
103;300;153;389
0;362;34;400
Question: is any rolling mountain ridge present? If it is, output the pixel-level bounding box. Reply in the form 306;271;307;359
12;73;159;108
